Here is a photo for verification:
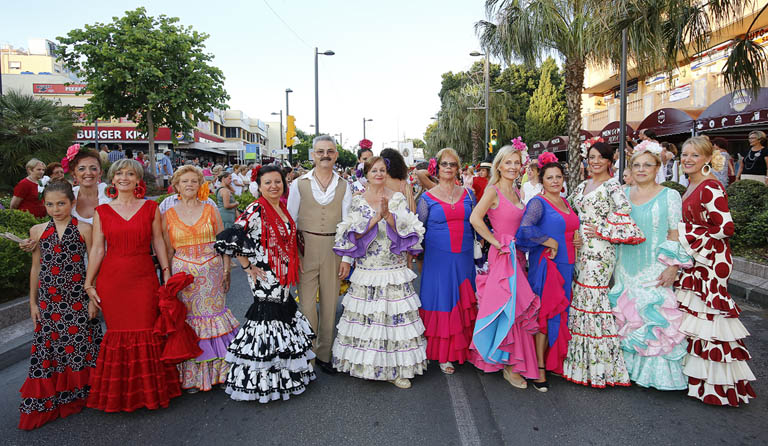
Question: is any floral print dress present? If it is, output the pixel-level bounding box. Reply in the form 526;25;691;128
562;178;644;388
332;193;427;380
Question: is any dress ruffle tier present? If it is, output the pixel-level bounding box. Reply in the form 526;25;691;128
224;300;316;403
677;290;756;406
332;269;427;380
179;310;239;391
595;211;646;245
19;366;93;430
420;279;477;364
86;329;181;412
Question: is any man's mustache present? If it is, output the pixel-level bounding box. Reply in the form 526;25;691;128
320;157;332;161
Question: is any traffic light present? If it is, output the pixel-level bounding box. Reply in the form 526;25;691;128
490;128;498;147
488;142;494;153
285;115;297;147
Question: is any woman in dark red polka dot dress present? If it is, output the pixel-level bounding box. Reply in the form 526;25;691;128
19;181;102;430
676;136;756;407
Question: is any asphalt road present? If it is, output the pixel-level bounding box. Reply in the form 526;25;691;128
1;268;767;445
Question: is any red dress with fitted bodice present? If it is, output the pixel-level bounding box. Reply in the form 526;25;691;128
87;200;181;412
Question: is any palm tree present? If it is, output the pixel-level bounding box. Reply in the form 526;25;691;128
0;90;76;189
478;0;757;190
430;83;519;164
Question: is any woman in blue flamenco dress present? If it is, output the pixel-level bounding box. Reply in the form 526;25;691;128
417;148;478;375
516;155;581;392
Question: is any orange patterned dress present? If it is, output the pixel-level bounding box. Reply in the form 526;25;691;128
166;203;239;391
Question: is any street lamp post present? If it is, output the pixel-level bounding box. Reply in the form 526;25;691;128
470;50;490;159
285;88;293;164
314;47;335;136
271;110;283;161
362;118;373;139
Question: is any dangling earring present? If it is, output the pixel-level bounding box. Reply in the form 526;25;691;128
106;184;118;198
701;163;712;176
133;181;146;199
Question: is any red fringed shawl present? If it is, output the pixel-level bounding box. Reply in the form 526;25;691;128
256;196;299;286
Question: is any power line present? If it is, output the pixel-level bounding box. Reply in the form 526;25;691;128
262;0;312;48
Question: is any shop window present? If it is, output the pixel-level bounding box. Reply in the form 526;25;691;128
9;61;21;69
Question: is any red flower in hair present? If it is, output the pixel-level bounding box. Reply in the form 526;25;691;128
537;152;559;169
359;139;373;149
251;165;262;182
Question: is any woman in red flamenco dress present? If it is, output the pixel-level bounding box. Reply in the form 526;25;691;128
83;159;180;412
675;137;756;407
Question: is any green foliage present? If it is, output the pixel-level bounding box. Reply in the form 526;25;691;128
661;181;686;196
727;180;768;250
0;90;76;190
337;147;357;168
236;191;256;211
57;7;230;174
525;60;567;143
0;210;48;301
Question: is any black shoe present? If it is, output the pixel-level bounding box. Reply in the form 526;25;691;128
315;359;338;375
532;366;549;393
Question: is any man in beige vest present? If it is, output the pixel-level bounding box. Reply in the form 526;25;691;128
287;135;352;374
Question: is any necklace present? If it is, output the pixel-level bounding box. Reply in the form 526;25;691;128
744;147;763;171
314;172;332;191
441;185;457;209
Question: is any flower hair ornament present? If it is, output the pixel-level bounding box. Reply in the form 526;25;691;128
61;144;81;173
580;136;604;159
510;137;531;167
427;158;437;176
359;139;373;150
633;140;663;157
537;151;559;169
355;162;365;179
383;158;391;171
250;165;262;183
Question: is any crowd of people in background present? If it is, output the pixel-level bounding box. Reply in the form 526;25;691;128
8;131;760;431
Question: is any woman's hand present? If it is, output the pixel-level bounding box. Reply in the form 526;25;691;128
379;197;390;220
547;242;559;260
86;287;102;310
223;270;231;293
87;300;100;320
582;224;599;239
30;304;41;326
667;229;680;242
657;265;679;288
573;231;584;249
19;238;37;253
248;265;268;282
162;269;171;283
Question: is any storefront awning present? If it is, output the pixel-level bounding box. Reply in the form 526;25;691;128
637;108;699;137
599;121;639;145
547;130;594;152
530;140;548;156
182;143;226;155
696;87;768;132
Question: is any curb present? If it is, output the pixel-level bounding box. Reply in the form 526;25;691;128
0;297;28;329
0;340;30;371
728;279;768;308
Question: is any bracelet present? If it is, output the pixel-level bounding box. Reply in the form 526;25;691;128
241;261;252;270
162;266;170;272
84;285;95;292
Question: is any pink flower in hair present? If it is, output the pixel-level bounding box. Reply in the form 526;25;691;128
537;151;559;168
61;144;81;173
510;137;531;167
359;139;373;150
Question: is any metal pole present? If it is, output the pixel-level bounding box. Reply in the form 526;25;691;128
94;118;99;150
314;48;320;136
484;53;490;160
286;89;292;165
279;110;284;159
363;117;366;139
618;29;628;181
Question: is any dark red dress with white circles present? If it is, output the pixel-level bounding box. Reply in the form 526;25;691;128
18;218;103;430
675;179;756;406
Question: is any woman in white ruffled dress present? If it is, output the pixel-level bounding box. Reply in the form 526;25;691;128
332;157;427;389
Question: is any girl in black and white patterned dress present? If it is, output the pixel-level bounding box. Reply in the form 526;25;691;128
18;181;102;430
215;165;315;402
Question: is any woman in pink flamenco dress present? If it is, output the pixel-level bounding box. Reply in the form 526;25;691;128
468;143;540;389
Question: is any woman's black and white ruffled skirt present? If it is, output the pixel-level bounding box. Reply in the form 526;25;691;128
224;299;316;403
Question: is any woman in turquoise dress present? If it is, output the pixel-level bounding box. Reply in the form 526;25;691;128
609;144;691;390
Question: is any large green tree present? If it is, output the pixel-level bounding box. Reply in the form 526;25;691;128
525;60;567;143
478;0;757;190
57;7;230;175
0;90;76;189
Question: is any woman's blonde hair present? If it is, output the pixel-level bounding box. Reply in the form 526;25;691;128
26;158;44;171
490;145;523;186
629;148;662;167
435;148;461;177
682;136;725;171
749;130;767;146
171;165;204;191
107;159;144;182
